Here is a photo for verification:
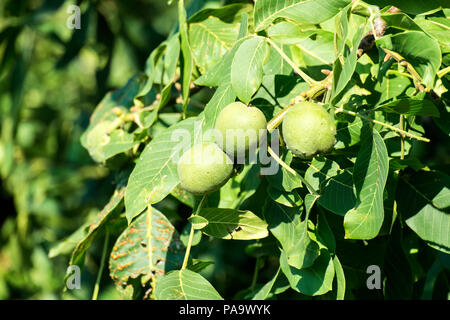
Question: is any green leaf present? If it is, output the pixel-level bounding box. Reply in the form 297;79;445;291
178;0;193;114
317;209;336;253
265;150;302;192
155;269;223;300
334;115;363;149
188;216;209;229
287;194;320;269
415;17;450;47
376;31;442;88
420;259;443;300
304;156;340;192
376;73;411;103
291;30;336;67
181;223;202;247
319;170;356;216
85;125;138;163
331;22;367;103
263;200;300;252
189;16;240;74
139;34;179;97
335;4;351;58
382;12;423;32
109;206;185;288
376;98;439;117
188;3;250;23
305;157;356;216
67;185;126;266
238;12;248;39
125;116;203;223
81;74;146;159
280;249;335;296
187;259;215;273
217;163;262;209
397;171;450;254
153;34;181;86
49;221;91;259
252;267;280;300
333;255;346;300
231;37;268;104
267;186;303;207
51;179;127;264
254;0;352;32
195;36;248;87
196;208;269;240
170;185;196;208
202;83;236;131
344;126;389;239
368;0;446;15
383;222;413;299
263;43;294;76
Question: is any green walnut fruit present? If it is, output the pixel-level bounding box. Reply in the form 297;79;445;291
282;102;336;158
177;142;234;195
215;102;267;156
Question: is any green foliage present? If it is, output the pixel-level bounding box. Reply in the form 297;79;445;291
1;0;450;301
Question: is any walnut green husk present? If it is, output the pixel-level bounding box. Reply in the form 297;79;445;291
177;142;234;194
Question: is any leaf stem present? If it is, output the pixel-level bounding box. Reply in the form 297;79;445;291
266;106;293;133
335;108;430;142
266;38;318;86
382;48;426;92
267;146;319;195
250;257;261;291
437;65;450;78
400;114;405;159
92;230;110;300
182;194;207;269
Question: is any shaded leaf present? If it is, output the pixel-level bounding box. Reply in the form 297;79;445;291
187;259;215;273
376;31;442;88
280;249;335;296
252;267;280;300
397;171;450;253
287;194;320;269
333;255;346;300
344;126;389;239
195;36;248;86
376;98;439;117
331;22;367;103
254;0;351;32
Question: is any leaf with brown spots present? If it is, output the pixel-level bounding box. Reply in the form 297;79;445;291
109;206;185;291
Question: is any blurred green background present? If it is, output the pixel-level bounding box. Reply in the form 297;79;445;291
0;0;195;299
1;0;449;300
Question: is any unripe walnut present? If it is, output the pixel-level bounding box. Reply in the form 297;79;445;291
177;142;234;195
214;102;267;157
282;102;336;158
